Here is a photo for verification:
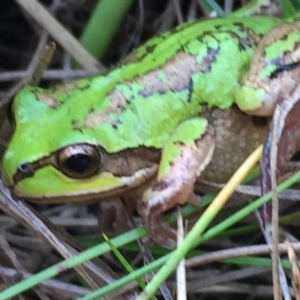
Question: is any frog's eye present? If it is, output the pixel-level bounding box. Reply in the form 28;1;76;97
57;144;104;179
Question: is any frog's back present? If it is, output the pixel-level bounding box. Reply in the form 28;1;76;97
115;16;282;106
22;16;282;153
80;16;281;148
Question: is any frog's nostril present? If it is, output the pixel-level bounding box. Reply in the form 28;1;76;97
11;162;35;184
18;162;33;174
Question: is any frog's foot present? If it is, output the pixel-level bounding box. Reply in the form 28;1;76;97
138;192;202;248
98;198;133;234
137;201;177;248
138;118;215;248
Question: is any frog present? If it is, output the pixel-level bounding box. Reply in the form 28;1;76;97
2;0;300;248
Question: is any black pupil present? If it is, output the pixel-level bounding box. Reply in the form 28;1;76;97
64;154;92;173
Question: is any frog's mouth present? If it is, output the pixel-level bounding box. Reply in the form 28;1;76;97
7;165;158;205
5;144;161;203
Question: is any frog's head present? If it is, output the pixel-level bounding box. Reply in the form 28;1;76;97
235;21;300;116
2;85;160;203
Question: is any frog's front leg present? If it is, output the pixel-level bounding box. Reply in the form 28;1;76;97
137;118;215;248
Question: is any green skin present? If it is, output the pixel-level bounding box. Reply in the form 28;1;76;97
2;0;300;248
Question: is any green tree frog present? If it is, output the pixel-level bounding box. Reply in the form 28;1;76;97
2;0;300;248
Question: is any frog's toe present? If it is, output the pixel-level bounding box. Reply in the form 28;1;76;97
148;221;177;249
